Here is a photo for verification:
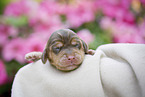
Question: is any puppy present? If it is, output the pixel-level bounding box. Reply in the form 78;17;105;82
25;29;95;71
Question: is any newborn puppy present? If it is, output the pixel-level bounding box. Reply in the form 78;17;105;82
25;29;95;71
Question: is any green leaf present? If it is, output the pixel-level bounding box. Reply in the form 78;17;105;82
4;60;24;78
5;16;28;27
0;0;10;14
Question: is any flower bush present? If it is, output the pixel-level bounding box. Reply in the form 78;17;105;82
0;0;145;96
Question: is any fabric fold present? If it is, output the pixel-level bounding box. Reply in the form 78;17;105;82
11;44;145;97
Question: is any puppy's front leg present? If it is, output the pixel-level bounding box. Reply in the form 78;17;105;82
87;49;95;55
25;52;42;62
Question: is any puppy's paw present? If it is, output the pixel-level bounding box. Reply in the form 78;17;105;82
25;52;42;62
87;49;95;55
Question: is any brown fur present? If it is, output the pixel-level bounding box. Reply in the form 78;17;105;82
41;29;90;71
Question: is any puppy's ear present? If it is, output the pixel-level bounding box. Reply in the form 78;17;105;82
81;40;88;54
41;49;48;64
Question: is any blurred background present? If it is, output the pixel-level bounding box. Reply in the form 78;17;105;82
0;0;145;96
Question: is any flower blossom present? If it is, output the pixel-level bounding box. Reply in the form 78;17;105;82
4;0;28;16
0;60;8;85
141;0;145;4
25;36;46;53
77;29;95;44
0;25;18;46
66;1;95;28
100;17;115;31
100;17;144;43
96;0;135;24
112;22;144;43
28;3;63;34
2;38;27;63
4;0;38;17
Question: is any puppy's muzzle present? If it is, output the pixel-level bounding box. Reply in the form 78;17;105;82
59;53;82;68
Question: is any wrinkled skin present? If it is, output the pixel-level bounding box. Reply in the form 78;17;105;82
41;29;89;72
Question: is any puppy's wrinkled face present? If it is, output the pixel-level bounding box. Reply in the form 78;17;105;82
41;29;88;72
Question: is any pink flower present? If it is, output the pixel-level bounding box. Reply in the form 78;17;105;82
28;3;63;32
30;14;62;31
29;9;50;25
66;1;95;28
112;22;144;43
4;0;38;17
40;0;58;14
113;32;144;43
0;60;8;85
2;38;27;63
0;25;18;46
96;0;135;24
28;0;62;27
77;29;95;44
100;17;115;30
4;0;28;16
25;0;39;17
25;36;46;53
101;17;145;43
141;0;145;4
28;6;64;37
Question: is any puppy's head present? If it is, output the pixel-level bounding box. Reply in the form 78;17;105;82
41;29;88;71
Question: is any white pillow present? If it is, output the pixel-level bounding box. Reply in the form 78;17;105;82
11;44;145;97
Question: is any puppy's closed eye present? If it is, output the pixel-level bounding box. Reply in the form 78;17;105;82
52;42;63;54
73;43;80;48
71;39;81;49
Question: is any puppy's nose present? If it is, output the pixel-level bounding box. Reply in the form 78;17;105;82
68;56;75;61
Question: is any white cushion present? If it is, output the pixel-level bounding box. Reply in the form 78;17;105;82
11;44;145;97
